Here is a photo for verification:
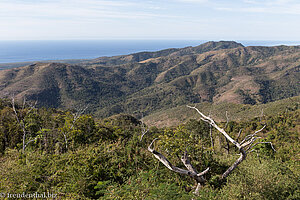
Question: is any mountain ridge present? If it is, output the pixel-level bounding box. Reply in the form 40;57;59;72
0;41;299;118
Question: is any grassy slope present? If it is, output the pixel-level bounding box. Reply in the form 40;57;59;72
143;95;300;127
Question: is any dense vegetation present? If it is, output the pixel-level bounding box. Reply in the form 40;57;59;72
1;41;299;118
0;98;299;199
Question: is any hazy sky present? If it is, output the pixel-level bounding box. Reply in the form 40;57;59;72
1;0;300;40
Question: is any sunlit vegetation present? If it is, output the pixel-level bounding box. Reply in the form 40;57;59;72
0;98;299;199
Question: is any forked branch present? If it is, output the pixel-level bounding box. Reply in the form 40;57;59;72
148;138;209;195
187;105;275;179
144;105;275;195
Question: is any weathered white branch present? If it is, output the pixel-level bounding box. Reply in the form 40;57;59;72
240;125;266;145
197;167;210;177
225;111;229;128
24;138;38;149
146;105;274;195
26;101;37;116
148;139;210;195
224;111;231;153
236;129;242;142
208;110;214;149
148;139;195;175
181;151;198;174
222;149;246;179
187;106;247;179
260;108;264;122
63;134;68;150
140;119;149;141
187;106;240;148
187;105;275;180
11;97;37;153
70;105;88;130
62;105;88;150
241;137;262;148
247;142;276;152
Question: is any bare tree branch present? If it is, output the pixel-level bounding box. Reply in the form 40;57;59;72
26;101;37;116
11;97;37;153
241;137;262;149
145;105;275;195
247;142;276;153
240;125;266;145
187;105;276;180
236;129;242;142
62;105;88;150
224;111;231;154
140;117;149;141
187;105;240;148
260;108;264;123
70;105;89;130
147;139;210;195
148;139;196;175
181;151;199;175
24;137;39;150
208;110;214;149
188;106;267;179
225;111;229;128
222;149;247;179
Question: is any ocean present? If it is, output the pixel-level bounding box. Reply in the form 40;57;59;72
0;40;299;64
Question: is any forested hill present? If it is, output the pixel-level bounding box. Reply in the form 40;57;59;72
0;41;299;118
0;98;299;199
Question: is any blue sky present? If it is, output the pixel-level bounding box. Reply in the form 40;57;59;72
0;0;300;40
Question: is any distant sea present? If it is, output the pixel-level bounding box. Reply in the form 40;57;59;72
0;40;299;64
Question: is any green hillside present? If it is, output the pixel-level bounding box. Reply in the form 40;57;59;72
0;98;299;199
0;41;299;119
143;95;300;127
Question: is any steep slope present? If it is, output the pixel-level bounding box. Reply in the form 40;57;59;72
0;41;299;118
94;45;300;116
0;63;123;109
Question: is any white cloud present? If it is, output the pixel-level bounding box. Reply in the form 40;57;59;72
245;0;292;6
0;0;299;40
0;0;186;39
215;7;233;11
219;0;300;15
0;0;173;22
177;0;208;3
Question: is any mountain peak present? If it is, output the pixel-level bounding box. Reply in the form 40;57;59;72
194;41;244;51
0;42;299;118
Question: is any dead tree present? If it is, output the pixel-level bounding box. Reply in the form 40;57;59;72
187;105;275;179
208;110;214;150
224;111;230;154
11;97;37;153
144;105;275;195
260;108;264;123
61;105;88;150
148;139;210;195
140;118;149;141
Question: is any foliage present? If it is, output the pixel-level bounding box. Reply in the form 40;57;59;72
0;98;299;199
